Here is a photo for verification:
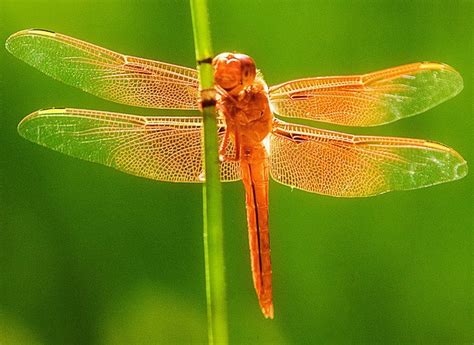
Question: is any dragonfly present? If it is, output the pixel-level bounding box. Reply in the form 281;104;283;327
6;29;467;319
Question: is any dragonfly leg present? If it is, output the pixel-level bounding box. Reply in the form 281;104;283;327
219;128;241;162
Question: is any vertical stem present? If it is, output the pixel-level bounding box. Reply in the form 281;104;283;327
189;1;228;345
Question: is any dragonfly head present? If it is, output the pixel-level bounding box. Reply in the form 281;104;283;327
213;52;256;92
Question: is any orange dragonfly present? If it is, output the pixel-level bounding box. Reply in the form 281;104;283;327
6;29;467;319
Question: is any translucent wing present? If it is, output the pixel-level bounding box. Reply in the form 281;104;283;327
270;120;467;197
18;108;240;182
6;29;199;109
269;62;463;126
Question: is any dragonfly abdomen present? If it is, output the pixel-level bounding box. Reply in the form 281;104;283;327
240;144;273;319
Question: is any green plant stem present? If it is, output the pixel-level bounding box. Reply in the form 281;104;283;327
189;1;228;344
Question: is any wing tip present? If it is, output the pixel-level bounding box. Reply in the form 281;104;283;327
17;107;68;134
17;109;41;136
6;28;57;53
420;61;464;92
454;160;468;180
423;141;468;181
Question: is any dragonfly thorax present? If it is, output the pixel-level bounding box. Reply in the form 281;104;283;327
218;79;273;157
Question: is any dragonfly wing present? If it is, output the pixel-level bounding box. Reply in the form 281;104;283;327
6;29;199;109
269;62;463;126
18;108;240;182
269;120;467;197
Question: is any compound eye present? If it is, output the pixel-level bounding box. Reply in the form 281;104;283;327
235;54;256;86
212;53;231;69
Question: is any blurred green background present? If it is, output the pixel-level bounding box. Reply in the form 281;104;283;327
1;0;472;344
